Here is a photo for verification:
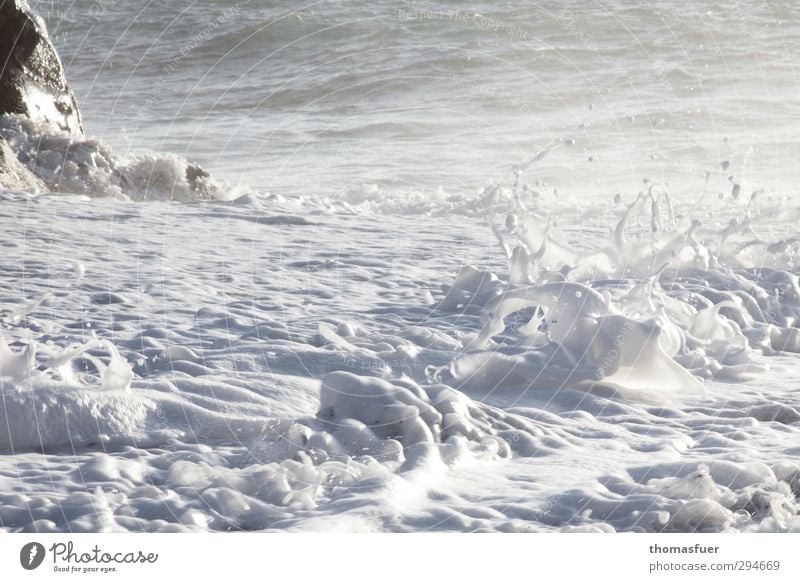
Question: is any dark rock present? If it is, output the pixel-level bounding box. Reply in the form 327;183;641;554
185;162;210;185
0;0;83;135
185;161;223;198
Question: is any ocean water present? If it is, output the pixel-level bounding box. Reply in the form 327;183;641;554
40;0;800;199
1;1;800;532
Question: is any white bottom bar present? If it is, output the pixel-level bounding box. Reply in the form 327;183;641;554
2;533;798;581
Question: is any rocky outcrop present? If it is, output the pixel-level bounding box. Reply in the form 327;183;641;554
0;0;83;136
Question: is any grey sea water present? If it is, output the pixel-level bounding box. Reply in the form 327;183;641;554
37;0;800;200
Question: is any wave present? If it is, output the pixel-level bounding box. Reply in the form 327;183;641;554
0;116;231;201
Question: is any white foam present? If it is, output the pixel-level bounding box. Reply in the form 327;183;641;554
2;164;800;532
0;116;228;201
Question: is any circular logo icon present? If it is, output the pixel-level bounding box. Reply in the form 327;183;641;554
20;542;46;570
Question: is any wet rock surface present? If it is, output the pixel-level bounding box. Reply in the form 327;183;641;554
0;0;83;135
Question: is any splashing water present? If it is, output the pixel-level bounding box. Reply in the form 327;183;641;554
0;116;229;201
2;142;800;532
434;151;800;408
